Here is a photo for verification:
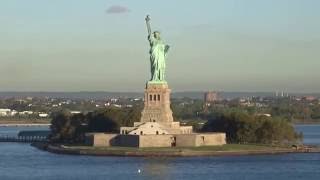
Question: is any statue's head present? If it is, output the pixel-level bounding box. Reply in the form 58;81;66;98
153;31;161;40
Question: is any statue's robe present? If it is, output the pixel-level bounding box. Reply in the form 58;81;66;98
148;35;169;81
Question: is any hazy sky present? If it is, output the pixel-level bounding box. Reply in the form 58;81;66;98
1;0;319;92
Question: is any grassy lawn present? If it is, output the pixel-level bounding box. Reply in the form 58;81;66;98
64;144;287;152
183;144;285;151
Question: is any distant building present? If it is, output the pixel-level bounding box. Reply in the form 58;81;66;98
18;111;34;115
256;113;271;117
112;104;122;108
70;111;81;114
39;113;49;118
204;91;220;109
303;96;317;101
276;91;289;97
110;98;118;103
204;91;219;103
0;109;11;116
10;110;18;116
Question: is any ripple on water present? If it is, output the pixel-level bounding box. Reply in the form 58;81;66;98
0;125;319;180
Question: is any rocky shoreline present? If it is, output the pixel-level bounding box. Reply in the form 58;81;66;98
31;143;320;157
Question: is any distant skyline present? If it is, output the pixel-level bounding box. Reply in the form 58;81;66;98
1;0;319;93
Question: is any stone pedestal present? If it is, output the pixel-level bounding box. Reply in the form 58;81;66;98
120;81;192;136
140;82;174;123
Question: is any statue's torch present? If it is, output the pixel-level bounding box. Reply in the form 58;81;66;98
145;15;152;36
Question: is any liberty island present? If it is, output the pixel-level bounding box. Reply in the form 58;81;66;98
85;16;226;148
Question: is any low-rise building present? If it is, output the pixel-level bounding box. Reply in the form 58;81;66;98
70;111;81;114
39;113;49;118
0;109;12;116
18;111;34;115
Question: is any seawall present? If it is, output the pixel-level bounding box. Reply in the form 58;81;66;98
31;143;320;157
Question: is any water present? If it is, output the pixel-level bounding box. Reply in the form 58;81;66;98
295;124;320;145
0;125;319;180
0;126;49;137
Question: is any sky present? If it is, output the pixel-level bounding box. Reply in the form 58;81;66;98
0;0;319;92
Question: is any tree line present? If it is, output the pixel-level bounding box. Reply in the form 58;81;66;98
50;105;301;145
50;107;141;143
171;98;320;123
202;112;302;144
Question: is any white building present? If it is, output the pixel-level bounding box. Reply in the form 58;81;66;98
70;111;81;114
18;111;34;115
0;109;11;116
9;110;18;116
39;113;49;118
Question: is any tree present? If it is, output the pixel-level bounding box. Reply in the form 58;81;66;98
49;107;142;143
50;111;87;143
87;110;119;133
202;112;301;145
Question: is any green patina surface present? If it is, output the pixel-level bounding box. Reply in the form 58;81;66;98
145;15;170;83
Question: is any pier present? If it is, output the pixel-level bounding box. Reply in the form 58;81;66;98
0;135;48;143
0;130;50;143
0;123;51;127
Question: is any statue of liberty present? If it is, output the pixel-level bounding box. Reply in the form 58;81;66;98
145;15;170;82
